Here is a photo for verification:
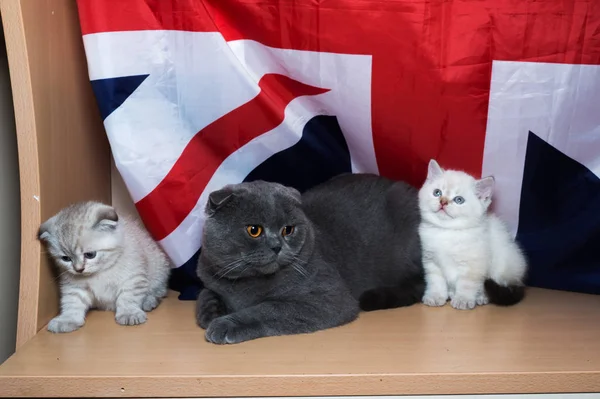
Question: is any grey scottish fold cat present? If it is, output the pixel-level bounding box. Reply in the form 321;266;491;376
196;174;424;344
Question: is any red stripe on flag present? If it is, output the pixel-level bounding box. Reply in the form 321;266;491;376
76;0;600;188
135;74;329;241
76;0;217;35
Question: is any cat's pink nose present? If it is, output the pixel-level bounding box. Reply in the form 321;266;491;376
74;267;85;273
440;197;449;206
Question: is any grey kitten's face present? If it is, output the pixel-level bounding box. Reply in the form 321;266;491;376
38;201;123;276
202;181;311;279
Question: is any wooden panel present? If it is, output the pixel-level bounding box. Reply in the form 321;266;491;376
0;0;111;348
0;288;599;397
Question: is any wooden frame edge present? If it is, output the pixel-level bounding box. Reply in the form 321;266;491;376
0;0;43;348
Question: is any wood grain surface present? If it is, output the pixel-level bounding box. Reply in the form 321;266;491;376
1;288;599;397
0;0;111;348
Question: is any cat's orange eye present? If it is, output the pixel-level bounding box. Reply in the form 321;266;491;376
282;226;295;237
246;225;263;238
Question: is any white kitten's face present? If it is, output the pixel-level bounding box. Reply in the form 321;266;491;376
38;202;124;276
419;160;494;228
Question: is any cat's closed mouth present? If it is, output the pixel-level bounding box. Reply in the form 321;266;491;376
258;263;280;275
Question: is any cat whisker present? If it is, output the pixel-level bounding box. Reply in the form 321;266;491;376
232;264;254;286
51;269;70;283
214;259;245;279
215;262;246;281
290;260;309;278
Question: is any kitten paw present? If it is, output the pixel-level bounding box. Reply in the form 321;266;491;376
115;310;147;326
422;293;447;307
205;316;243;345
476;292;489;306
450;296;477;310
142;296;160;312
196;289;226;329
47;316;84;333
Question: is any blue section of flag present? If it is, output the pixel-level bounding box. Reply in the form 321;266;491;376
168;251;202;301
244;115;351;192
90;75;149;120
517;131;600;294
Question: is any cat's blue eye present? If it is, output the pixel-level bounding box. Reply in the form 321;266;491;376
84;251;97;260
433;189;442;197
60;256;72;262
453;196;465;204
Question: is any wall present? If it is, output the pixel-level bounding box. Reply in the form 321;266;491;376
0;22;21;363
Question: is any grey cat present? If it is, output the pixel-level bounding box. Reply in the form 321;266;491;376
39;201;172;333
196;174;425;344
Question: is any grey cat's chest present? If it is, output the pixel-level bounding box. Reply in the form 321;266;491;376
202;265;307;312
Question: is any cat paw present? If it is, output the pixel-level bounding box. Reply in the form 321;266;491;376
47;316;84;333
142;296;160;312
205;316;243;345
115;310;147;326
450;296;477;310
196;289;226;329
422;293;447;307
476;292;489;306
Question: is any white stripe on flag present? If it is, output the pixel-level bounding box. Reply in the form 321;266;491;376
483;60;600;237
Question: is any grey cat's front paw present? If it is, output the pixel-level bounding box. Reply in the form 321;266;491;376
205;316;245;345
450;296;477;310
115;310;147;326
47;316;84;333
142;296;160;312
196;289;226;329
422;293;447;307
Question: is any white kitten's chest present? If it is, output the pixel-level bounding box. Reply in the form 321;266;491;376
419;223;488;274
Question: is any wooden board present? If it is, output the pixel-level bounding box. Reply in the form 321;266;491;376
1;288;599;397
0;0;112;348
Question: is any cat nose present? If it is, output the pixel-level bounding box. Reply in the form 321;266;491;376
271;245;282;255
74;266;85;273
440;197;449;206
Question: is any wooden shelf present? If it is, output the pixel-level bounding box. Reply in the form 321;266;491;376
1;287;600;397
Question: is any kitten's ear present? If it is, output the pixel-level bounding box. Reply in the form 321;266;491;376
38;216;56;242
475;176;495;202
427;159;444;180
93;206;119;231
38;223;51;242
206;186;235;217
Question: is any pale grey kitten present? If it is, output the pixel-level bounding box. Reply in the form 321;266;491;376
38;201;172;333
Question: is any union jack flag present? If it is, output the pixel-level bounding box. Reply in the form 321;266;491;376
76;0;600;299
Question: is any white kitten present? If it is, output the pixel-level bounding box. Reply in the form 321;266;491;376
39;201;172;333
418;160;527;310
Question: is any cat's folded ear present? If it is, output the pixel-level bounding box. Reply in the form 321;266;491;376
93;205;119;231
38;222;52;242
283;186;301;205
38;214;58;242
427;159;444;180
475;176;495;203
206;185;235;217
272;183;301;205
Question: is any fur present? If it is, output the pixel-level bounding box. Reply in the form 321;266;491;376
301;173;425;311
196;174;425;344
418;160;527;310
38;201;172;333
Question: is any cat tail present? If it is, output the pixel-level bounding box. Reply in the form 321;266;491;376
484;279;525;306
359;276;425;312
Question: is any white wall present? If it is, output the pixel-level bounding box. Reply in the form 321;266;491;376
0;23;21;364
